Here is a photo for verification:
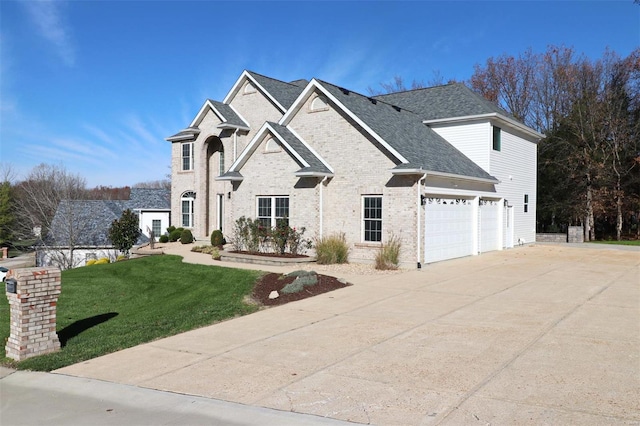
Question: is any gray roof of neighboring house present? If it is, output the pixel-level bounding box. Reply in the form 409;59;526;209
45;189;170;248
267;123;332;175
247;71;306;110
373;83;513;121
207;100;249;128
318;80;496;180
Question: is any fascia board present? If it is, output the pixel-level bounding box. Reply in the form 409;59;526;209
216;123;250;131
228;122;271;172
215;175;244;182
266;123;309;168
166;134;196;142
279;80;316;125
285;125;334;174
424;113;544;141
282;79;408;164
426;170;500;184
224;70;286;113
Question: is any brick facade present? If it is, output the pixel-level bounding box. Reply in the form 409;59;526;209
5;267;61;361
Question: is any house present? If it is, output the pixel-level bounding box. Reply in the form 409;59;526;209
38;188;170;269
167;71;542;268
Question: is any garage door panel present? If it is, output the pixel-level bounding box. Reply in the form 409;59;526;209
424;197;474;264
479;199;500;253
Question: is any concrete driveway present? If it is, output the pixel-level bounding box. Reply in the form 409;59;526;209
55;244;639;425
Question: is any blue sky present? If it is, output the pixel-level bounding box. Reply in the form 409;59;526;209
1;1;638;187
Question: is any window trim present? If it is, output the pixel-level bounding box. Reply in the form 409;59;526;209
256;196;289;228
309;95;330;112
362;195;383;243
243;82;256;94
181;191;196;228
492;126;501;151
181;142;194;171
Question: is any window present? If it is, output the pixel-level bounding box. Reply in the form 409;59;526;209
493;126;501;151
218;144;225;175
152;220;161;239
181;191;195;227
524;194;529;213
310;95;329;112
257;196;289;228
363;196;382;242
182;142;193;171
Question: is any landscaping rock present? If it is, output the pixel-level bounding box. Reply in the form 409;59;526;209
268;290;279;299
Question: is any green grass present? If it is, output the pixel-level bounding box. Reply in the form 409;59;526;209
0;255;261;371
588;240;640;246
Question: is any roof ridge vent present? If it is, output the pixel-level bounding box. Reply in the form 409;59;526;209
368;97;377;105
392;105;401;112
340;87;350;95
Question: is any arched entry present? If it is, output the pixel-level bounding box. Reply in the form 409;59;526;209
205;136;225;236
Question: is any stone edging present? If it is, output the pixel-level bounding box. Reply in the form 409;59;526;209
220;251;317;266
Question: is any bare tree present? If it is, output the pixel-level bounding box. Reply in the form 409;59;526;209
133;179;171;190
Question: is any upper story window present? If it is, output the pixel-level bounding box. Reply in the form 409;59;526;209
257;196;289;228
524;194;529;213
362;196;382;242
243;82;256;94
493;126;502;151
309;95;329;112
218;144;225;175
182;142;194;171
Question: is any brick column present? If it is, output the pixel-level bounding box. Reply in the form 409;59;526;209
5;267;61;361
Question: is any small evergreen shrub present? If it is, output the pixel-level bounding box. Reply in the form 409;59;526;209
159;235;169;243
180;229;194;244
285;270;316;278
281;271;318;294
169;229;182;242
294;274;318;287
95;258;110;265
315;233;349;264
281;280;305;294
375;234;401;270
85;259;97;266
211;230;225;247
210;247;221;260
166;226;176;234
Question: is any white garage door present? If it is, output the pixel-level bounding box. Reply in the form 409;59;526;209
424;197;474;264
479;199;500;253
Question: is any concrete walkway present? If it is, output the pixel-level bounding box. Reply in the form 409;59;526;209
8;244;640;424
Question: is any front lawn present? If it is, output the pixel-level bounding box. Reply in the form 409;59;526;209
0;255;261;371
588;240;640;246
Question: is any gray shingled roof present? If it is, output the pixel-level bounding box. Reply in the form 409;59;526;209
318;80;496;180
267;123;332;175
373;83;513;121
166;127;200;142
247;71;306;110
45;189;170;247
207;100;249;128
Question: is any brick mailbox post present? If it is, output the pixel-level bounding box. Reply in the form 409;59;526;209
5;267;61;361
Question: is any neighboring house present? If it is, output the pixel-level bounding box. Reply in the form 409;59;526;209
167;71;542;268
38;188;170;269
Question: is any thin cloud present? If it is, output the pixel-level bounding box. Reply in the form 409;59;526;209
23;0;76;66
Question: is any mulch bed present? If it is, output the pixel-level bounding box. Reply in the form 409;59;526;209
252;272;351;306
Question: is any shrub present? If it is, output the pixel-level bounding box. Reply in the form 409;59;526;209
107;209;140;256
210;247;221;260
281;271;318;294
375;234;401;270
288;226;312;255
85;259;97;266
166;226;176;234
272;219;290;254
281;280;305;294
315;233;349;264
180;229;194;244
95;258;110;265
211;230;225;247
169;229;182;242
159;235;169;243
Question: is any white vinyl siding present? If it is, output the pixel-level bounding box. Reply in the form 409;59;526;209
430;122;491;173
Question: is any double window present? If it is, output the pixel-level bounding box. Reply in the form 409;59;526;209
363;196;382;242
182;142;194;171
257;196;289;228
181;191;195;228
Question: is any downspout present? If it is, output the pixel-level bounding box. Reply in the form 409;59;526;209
417;173;426;269
319;177;327;238
233;130;238;161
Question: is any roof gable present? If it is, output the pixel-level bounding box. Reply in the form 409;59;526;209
188;99;249;130
223;70;306;113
